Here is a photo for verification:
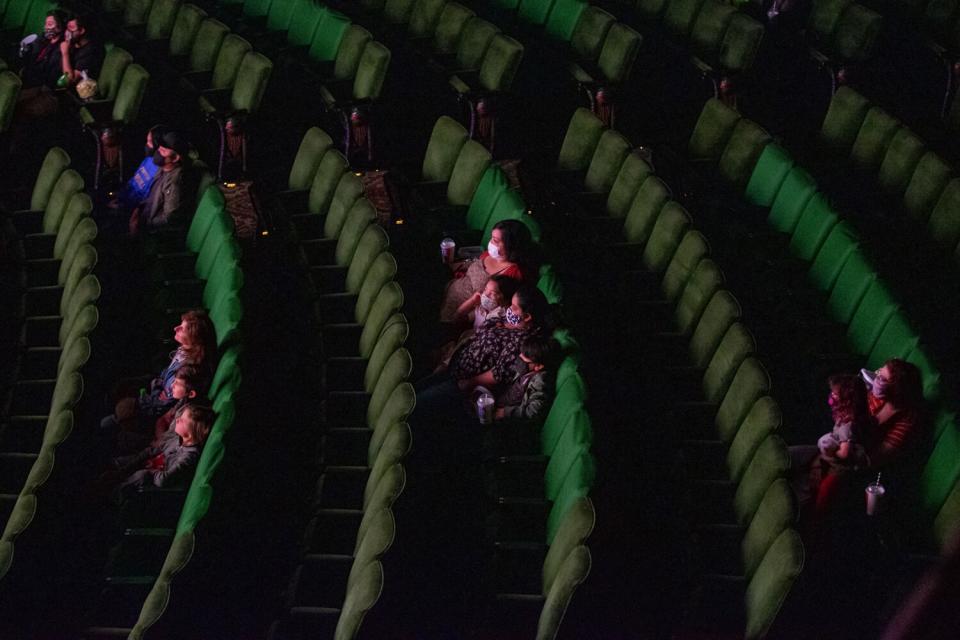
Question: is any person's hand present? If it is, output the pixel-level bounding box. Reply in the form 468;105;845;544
59;40;70;55
115;397;137;421
128;210;140;236
467;292;481;308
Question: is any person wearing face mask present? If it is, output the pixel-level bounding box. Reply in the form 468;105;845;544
439;220;539;325
434;275;519;372
18;10;67;89
860;359;925;471
59;15;104;88
493;335;559;424
104;125;167;211
129;131;198;235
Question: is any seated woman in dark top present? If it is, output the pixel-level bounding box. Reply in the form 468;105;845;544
19;10;67;90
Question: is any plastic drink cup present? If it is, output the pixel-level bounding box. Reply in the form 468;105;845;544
441;237;456;263
477;393;495;425
865;483;885;516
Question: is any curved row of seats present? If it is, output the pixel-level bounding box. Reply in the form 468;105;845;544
0;147;98;581
80;186;244;638
261;126;415;638
678;97;960;553
548;106;803;637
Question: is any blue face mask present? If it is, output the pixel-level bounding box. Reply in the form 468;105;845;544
505;307;522;326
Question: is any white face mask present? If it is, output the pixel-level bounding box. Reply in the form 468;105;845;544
479;293;498;311
861;368;886;399
487;241;501;260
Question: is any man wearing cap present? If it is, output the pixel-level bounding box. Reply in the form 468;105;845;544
129;131;196;235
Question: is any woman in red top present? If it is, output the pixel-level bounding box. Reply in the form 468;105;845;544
862;359;924;470
439;219;539;324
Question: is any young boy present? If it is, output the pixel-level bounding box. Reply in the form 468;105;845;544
109;365;206;455
494;336;560;424
115;402;215;493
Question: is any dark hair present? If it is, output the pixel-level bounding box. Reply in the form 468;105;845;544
521;336;561;368
174;364;207;394
513;285;552;331
493;219;536;268
488;274;518;304
178;402;215;446
160;130;191;158
46;10;67;29
179;310;217;370
68;14;93;32
883;359;923;409
828;374;869;430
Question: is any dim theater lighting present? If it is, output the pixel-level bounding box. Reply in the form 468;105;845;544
261;230;269;237
224;182;237;188
394;218;405;225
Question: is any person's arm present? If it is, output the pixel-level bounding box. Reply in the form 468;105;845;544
59;41;79;83
458;369;496;392
869;416;916;469
151;447;199;488
454;293;481;322
502;373;551;422
836;441;852;460
145;174;185;228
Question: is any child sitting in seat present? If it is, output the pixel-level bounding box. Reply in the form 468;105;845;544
435;275;518;372
107;365;207;455
816;374;871;469
113;402;214;493
454;274;518;332
494;335;560;425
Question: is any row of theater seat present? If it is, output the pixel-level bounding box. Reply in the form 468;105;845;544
548;106;803;637
82;186;244;638
0;148;99;580
264;126;413;638
676;97;960;553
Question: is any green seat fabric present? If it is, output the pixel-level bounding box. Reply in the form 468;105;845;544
475;34;524;92
640;201;691;274
145;0;181;40
326;25;371;83
661;230;710;302
622;176;670;243
264;0;298;32
819;86;870;153
288;127;334;192
831;3;882;63
687;289;740;369
557;108;605;172
97;47;134;103
865;311;919;369
876;129;926;195
433;2;475;54
570;6;614;60
545;0;586;41
808;0;853;40
446;140;492;206
825;249;874;324
766;167;816;234
690;0;737;54
0;71;21;134
536;546;592;640
169;4;207;57
663;0;706;36
926;179;960;250
715;356;769;444
744;529;804;639
675;258;724;336
745;144;794;208
920;420;960;525
480;190;527;245
210;35;252;90
688;98;741;161
408;0;447;38
286;0;324;47
717;13;764;73
787;192;839;262
454;18;500;71
848;107;900;172
309;7;352;63
187;19;229;73
518;0;557;26
351;41;391;101
845;279;898;356
726;396;782;484
383;0;416;25
310;150;350;217
702;322;757;405
423;116;469;183
741;479;796;579
465;167;508;231
718;119;771;189
594;23;642;84
29;147;71;212
733;435;790;526
902;152;953;223
807;221;859;292
228;52;272;113
584;130;632;194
